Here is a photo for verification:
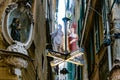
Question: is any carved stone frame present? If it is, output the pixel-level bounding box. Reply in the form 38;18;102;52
2;3;34;49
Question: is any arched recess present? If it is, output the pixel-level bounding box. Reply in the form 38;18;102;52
2;3;34;49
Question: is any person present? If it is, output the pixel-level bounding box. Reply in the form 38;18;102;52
10;18;21;41
68;23;79;51
50;24;63;52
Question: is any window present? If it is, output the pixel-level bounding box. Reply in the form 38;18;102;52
56;0;59;12
66;0;70;10
102;0;107;37
77;66;83;80
87;32;95;76
41;0;43;4
94;13;100;53
42;54;44;70
78;0;86;46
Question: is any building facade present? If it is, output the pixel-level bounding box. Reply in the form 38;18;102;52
81;0;120;80
0;0;120;80
0;0;51;80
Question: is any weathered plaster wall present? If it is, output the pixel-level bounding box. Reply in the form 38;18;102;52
0;0;18;80
34;0;48;80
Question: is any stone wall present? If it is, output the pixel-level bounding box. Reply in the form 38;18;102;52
34;0;48;80
0;0;11;49
0;0;18;80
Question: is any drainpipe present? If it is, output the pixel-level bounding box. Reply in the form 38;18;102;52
106;0;112;71
106;21;112;71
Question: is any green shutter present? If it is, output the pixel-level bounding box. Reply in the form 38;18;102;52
67;63;76;80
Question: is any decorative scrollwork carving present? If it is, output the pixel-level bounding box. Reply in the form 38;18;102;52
1;0;34;69
5;3;17;13
7;41;28;55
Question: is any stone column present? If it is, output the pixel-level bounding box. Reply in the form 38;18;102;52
112;2;120;63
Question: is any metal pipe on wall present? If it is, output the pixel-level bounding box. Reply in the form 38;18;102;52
106;21;112;71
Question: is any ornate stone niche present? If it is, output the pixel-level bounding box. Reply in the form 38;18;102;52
2;2;34;49
1;0;34;78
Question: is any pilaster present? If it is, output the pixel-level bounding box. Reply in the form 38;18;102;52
109;2;120;80
111;2;120;65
